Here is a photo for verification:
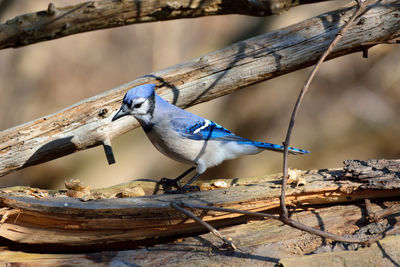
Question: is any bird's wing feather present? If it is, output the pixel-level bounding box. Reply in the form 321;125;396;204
171;118;248;142
170;117;310;154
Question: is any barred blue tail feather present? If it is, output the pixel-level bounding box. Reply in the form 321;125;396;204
243;140;310;155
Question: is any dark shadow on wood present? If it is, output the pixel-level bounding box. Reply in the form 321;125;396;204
0;231;207;254
377;241;400;267
21;136;77;168
311;210;327;246
192;235;280;263
143;75;180;105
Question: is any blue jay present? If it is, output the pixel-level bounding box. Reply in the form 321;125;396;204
112;84;309;192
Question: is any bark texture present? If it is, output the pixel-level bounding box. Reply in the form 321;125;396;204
0;159;398;245
0;159;399;265
0;0;328;49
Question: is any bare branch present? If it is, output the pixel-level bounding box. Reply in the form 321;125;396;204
366;199;400;222
0;0;331;49
281;0;370;218
0;1;399;177
279;0;370;243
171;202;237;250
185;203;366;243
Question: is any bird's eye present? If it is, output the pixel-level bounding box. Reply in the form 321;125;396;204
133;103;142;109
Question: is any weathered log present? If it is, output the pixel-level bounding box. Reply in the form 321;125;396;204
0;202;399;266
342;159;400;189
0;0;329;50
1;1;399;177
0;159;398;246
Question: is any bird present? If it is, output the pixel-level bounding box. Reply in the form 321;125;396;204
112;84;309;192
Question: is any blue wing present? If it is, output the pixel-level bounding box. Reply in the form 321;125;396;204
171;118;246;141
171;118;310;155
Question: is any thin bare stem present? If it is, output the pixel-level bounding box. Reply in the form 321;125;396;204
365;199;400;222
365;199;375;220
182;202;363;243
362;223;400;246
280;0;369;237
184;202;400;245
171;202;237;250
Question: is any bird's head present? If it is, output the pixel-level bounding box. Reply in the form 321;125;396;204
112;84;156;122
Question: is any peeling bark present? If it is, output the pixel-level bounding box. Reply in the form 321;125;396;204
0;159;399;245
0;0;329;49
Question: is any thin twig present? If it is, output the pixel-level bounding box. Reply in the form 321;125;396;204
365;199;375;220
183;202;400;245
280;0;369;237
365;199;400;222
170;202;237;250
182;202;364;243
362;223;400;246
373;205;400;221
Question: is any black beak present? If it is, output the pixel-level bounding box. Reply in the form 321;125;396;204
112;105;130;121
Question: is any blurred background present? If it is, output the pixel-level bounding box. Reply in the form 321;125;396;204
0;0;398;190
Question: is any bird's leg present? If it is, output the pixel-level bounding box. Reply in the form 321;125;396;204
174;167;196;183
159;167;196;192
181;173;200;192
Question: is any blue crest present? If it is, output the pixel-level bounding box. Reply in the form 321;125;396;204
123;84;156;105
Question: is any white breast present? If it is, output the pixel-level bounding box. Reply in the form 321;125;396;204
195;140;262;173
145;123;262;174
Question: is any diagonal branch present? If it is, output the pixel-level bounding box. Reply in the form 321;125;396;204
171;202;237;250
0;1;399;177
0;0;331;50
182;202;365;243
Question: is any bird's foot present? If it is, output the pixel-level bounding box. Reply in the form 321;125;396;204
159;177;182;193
181;185;200;193
159;178;200;194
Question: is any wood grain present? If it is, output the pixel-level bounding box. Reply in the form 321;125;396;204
0;0;329;49
0;203;399;266
0;160;399;245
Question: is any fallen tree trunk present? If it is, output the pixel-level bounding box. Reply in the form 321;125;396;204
1;203;399;266
0;1;399;177
0;159;398;246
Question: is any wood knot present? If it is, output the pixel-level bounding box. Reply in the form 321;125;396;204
47;3;56;16
98;107;109;118
357;17;366;25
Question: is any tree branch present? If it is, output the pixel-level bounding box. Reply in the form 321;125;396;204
171;201;237;250
0;1;399;177
280;0;368;228
0;0;331;49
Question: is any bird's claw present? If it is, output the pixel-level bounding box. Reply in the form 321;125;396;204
181;185;200;193
159;178;200;194
159;177;182;192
